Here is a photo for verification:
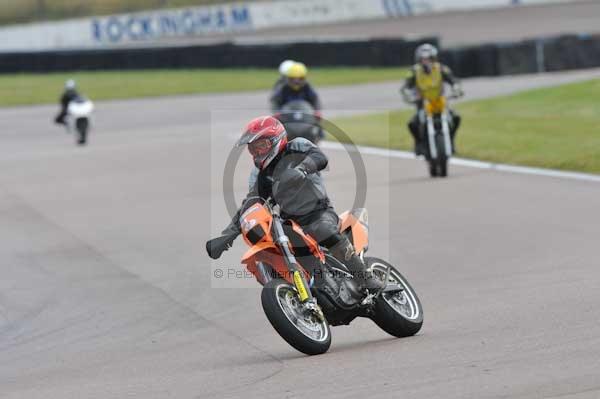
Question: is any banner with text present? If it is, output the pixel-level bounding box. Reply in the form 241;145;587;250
0;0;577;52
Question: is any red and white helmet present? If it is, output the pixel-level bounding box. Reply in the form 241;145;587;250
237;116;288;170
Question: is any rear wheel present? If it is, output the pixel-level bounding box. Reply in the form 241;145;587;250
367;257;423;338
261;279;331;355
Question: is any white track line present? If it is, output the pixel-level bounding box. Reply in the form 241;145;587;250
320;141;600;183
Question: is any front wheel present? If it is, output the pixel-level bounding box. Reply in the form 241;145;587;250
261;279;331;355
367;257;424;338
428;135;448;178
439;157;448;177
428;160;438;177
76;117;89;145
428;158;447;178
436;134;449;177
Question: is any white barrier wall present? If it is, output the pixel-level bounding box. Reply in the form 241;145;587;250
0;0;578;52
250;0;386;29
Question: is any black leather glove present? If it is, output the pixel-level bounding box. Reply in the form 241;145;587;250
206;233;237;260
297;156;319;175
278;166;307;184
452;84;464;97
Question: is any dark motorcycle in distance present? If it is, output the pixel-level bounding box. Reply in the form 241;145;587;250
207;198;423;355
276;100;323;144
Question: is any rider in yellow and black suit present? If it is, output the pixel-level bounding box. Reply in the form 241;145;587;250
401;44;463;155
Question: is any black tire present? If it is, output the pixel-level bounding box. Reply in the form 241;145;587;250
439;158;448;177
366;257;424;338
261;279;331;355
76;118;88;145
435;134;448;177
428;160;438;177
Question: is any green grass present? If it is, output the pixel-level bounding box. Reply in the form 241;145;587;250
330;79;600;174
0;67;408;107
0;0;252;25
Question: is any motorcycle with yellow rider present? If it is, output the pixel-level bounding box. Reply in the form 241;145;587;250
401;44;464;177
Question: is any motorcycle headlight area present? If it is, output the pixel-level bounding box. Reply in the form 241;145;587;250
246;224;266;245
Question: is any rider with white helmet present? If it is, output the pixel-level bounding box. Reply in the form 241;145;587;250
273;59;296;92
279;59;295;76
55;79;82;125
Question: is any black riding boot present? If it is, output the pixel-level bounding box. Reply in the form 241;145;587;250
450;112;461;154
330;240;384;291
408;118;425;156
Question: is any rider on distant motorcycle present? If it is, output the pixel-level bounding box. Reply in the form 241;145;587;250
401;44;463;155
54;79;83;125
271;62;322;116
208;116;383;291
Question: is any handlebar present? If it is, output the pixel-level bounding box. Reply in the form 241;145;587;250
400;85;464;103
447;88;464;100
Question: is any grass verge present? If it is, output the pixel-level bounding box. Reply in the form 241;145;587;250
0;67;407;107
330;79;600;174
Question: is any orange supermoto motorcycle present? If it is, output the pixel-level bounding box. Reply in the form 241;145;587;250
207;198;423;355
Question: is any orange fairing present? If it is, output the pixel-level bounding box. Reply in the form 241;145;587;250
339;209;369;253
289;220;325;263
239;202;316;285
239;203;273;247
241;244;310;285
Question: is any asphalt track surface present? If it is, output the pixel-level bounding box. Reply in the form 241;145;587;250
1;68;600;399
164;1;600;47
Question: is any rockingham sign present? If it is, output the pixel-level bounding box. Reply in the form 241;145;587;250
91;5;251;44
0;0;578;52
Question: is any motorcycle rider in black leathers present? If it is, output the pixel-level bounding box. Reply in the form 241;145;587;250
54;79;82;125
207;116;383;291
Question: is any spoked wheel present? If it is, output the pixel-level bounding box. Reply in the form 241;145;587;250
366;257;423;337
261;279;331;355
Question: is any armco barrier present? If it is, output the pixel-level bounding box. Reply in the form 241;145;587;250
0;38;437;73
496;41;538;75
441;44;500;77
443;34;600;78
1;34;599;77
542;34;600;72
